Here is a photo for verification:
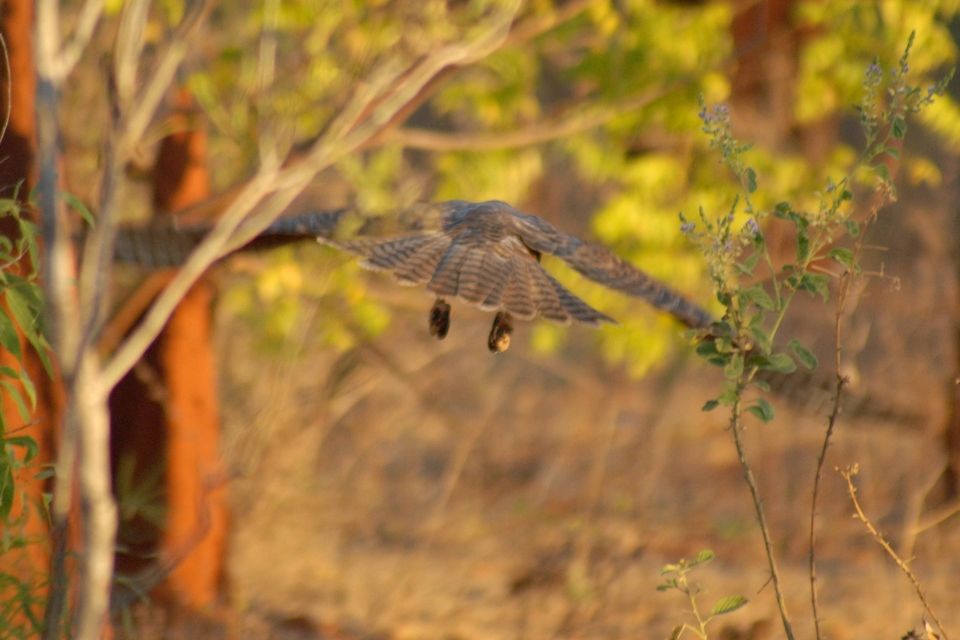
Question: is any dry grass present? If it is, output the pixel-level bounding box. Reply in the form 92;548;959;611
210;200;959;638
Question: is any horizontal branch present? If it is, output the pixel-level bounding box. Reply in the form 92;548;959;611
385;85;679;151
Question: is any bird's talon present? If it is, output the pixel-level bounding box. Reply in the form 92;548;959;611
429;298;451;339
488;311;513;353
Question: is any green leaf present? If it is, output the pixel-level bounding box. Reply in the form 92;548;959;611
0;312;22;360
5;436;39;464
793;273;830;301
702;399;720;412
735;250;761;276
694;549;715;564
789;339;819;370
0;463;13;519
764;352;796;374
724;353;743;380
711;594;748;616
884;145;900;159
3;287;36;334
892;115;907;139
746;398;775;422
844;219;860;237
0;379;31;422
773;202;791;216
0;365;36;410
696;340;727;367
17;216;40;269
797;229;810;262
829;247;855;270
747;318;771;353
745;167;757;193
717;385;738;406
62;191;96;228
4;286;52;377
875;162;891;184
740;285;775;310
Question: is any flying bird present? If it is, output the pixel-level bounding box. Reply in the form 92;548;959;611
258;200;714;352
116;200;713;351
112;200;929;425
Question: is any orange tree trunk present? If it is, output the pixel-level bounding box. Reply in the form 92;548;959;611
0;0;60;632
108;90;228;616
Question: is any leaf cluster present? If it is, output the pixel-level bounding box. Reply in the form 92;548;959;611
0;192;49;638
685;32;949;423
657;549;748;640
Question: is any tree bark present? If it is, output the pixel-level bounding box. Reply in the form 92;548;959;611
0;0;61;632
108;89;228;621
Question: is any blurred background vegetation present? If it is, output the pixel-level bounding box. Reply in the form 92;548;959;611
13;0;960;638
64;0;954;374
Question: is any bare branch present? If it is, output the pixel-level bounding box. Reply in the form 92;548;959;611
810;269;853;640
57;0;105;79
99;171;275;392
118;0;213;155
840;465;951;640
255;0;282;169
113;0;150;109
34;0;104;82
503;0;592;46
385;85;677;151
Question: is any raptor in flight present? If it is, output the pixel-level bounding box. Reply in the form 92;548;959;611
116;200;714;352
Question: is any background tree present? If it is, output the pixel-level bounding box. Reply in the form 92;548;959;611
7;1;959;638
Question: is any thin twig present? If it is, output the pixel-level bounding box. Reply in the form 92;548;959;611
56;0;105;80
386;85;680;152
809;269;851;639
730;393;796;640
912;495;960;536
113;0;150;110
840;465;951;640
0;31;10;145
808;325;846;639
118;0;214;156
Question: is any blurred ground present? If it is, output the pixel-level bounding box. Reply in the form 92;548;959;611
207;171;960;639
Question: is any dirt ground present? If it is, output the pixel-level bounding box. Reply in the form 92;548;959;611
211;171;960;639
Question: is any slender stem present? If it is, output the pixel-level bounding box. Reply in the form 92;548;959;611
809;236;857;638
686;587;708;638
729;393;795;640
808;302;846;640
840;466;950;640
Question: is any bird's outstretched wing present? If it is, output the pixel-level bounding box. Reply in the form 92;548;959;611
113;199;711;329
503;205;714;329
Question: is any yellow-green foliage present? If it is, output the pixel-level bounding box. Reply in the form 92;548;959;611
187;0;958;374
